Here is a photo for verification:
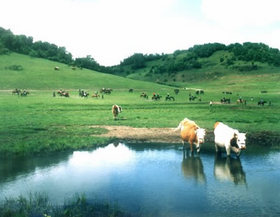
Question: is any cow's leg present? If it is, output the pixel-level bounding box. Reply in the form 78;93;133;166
195;142;200;153
215;143;219;152
231;146;241;157
182;140;186;151
225;144;231;156
189;141;194;153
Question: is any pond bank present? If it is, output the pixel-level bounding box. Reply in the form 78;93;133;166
93;125;280;147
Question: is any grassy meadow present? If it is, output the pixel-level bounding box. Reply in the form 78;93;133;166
0;53;280;155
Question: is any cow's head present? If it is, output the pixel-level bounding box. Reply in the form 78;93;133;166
196;128;206;152
235;132;246;150
118;106;122;113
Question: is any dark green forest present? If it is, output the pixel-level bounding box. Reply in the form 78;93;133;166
1;26;280;80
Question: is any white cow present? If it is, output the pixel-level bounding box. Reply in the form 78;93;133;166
214;122;246;156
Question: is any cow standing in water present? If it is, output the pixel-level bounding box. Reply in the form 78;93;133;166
174;118;206;153
214;122;246;157
112;105;122;120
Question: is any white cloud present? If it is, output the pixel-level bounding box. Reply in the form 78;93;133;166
201;0;280;28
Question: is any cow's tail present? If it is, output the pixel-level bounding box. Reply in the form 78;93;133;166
174;121;183;132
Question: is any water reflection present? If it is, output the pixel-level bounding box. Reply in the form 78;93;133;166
181;149;206;184
0;152;70;183
69;143;135;169
214;154;247;185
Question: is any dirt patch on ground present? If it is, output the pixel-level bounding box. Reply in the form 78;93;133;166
92;125;280;146
92;125;183;143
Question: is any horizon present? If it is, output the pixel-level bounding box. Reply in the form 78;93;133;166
1;0;280;66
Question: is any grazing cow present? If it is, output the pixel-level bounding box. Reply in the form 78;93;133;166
174;118;206;153
140;92;148;99
195;89;204;95
152;93;161;101
221;97;231;104
258;99;267;106
174;89;180;95
54;66;59;70
181;149;206;183
189;95;197;101
112;104;122;120
214;122;246;157
214;154;246;185
165;94;175;101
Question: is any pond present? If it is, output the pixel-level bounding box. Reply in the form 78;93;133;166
0;143;280;217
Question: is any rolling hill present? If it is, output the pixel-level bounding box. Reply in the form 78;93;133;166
109;45;280;87
0;52;169;91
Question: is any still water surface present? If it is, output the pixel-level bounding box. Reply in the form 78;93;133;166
0;143;280;217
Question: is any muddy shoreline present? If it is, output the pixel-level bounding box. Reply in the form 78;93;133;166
93;126;280;146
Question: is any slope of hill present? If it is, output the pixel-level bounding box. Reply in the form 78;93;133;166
0;52;169;90
109;43;280;86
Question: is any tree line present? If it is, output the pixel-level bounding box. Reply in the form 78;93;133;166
110;42;280;76
1;27;280;75
0;27;106;72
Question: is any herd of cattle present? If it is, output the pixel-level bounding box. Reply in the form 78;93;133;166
12;87;272;106
12;88;30;96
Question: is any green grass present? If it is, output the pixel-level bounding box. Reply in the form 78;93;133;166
0;52;280;155
0;193;130;217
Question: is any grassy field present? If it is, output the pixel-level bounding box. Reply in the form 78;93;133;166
0;53;280;155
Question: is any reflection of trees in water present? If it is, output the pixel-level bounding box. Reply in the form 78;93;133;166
0;152;70;183
214;153;247;185
181;149;206;184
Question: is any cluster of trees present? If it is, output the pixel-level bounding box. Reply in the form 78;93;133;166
112;42;280;76
227;42;280;66
120;53;163;69
0;27;105;71
0;27;72;64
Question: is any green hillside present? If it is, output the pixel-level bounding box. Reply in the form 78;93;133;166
0;52;169;91
109;43;280;86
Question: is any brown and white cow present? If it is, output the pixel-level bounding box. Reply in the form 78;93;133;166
174;118;206;153
214;122;246;157
112;104;122;120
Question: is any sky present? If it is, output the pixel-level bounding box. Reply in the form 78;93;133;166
1;0;280;66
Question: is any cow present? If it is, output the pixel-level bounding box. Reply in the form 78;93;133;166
214;154;247;185
54;66;59;70
174;118;206;153
258;99;267;106
112;104;122;120
174;88;180;95
181;149;206;183
214;122;246;157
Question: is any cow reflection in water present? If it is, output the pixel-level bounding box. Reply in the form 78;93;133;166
181;149;206;184
214;154;247;185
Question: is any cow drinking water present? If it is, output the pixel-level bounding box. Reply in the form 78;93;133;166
174;118;206;153
112;104;122;120
214;122;246;157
